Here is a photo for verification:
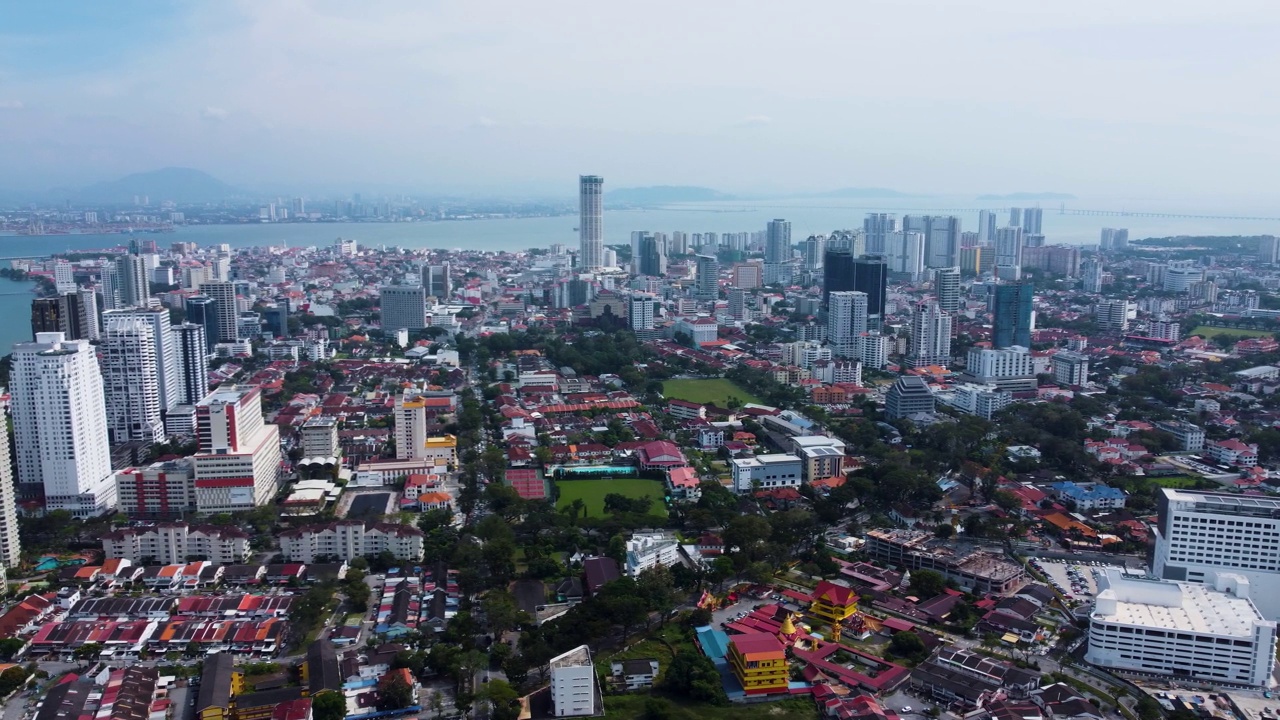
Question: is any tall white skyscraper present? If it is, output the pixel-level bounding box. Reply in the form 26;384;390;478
1009;207;1023;227
77;287;100;341
994;226;1024;270
977;210;996;244
803;235;827;271
380;285;428;331
1081;258;1104;293
106;307;179;411
908;299;952;369
53;260;75;295
174;322;210;405
765;219;792;263
629;293;656;332
904;215;961;269
864;213;897;255
933;267;961;314
0;392;19;568
103;314;166;444
884;231;925;281
579;175;605;271
12;333;115;517
99;262;120;310
1022;207;1043;235
115;253;151;307
827;291;868;359
198;280;238;344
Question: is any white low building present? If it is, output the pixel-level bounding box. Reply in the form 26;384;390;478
101;522;251;565
550;645;597;717
624;533;681;577
1085;569;1276;687
730;453;802;494
278;520;425;563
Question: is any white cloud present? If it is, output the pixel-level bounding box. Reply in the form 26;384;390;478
201;106;229;120
0;100;24;110
474;116;498;128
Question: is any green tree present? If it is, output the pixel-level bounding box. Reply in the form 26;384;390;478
909;569;946;598
888;631;927;662
313;691;346;720
663;651;727;704
378;674;416;711
479;679;520;720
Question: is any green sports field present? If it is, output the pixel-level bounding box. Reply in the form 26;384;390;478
556;478;668;518
1188;325;1276;340
662;378;763;406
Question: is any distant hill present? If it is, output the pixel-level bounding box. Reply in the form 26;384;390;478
606;186;736;205
977;191;1076;201
76;167;244;204
805;187;914;199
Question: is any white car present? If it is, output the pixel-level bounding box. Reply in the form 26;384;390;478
902;706;912;713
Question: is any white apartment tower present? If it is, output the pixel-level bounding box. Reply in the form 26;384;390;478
77;287;100;341
12;333;116;517
827;291;868;359
579;175;605;271
53;260;75;295
115;253;151;308
907;299;952;369
933;267;961;314
0;392;19;568
174;323;210;405
1081;258;1103;293
884;231;926;281
765;219;792;263
994;226;1024;272
629;293;655;332
105;307;180;410
102;314;167;444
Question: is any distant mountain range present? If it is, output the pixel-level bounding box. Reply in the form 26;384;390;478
72;167;245;204
606;185;917;205
977;191;1076;201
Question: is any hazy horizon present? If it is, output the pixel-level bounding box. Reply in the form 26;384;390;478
4;2;1280;202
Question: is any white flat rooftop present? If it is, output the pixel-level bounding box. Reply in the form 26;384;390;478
1095;578;1264;638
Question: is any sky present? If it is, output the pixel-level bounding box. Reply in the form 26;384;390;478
2;1;1280;201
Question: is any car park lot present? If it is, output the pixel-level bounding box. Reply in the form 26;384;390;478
1032;557;1125;602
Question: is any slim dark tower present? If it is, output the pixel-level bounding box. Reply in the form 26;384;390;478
31;294;84;340
823;249;857;306
185;295;218;353
824;251;886;329
992;282;1035;348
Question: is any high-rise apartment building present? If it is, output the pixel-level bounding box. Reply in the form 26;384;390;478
731;262;762;290
1153;488;1280;619
765;219;792;263
31;294;86;341
185;295;219;352
53;260;75;295
727;287;751;321
193;386;282;513
904;215;961;269
99;262;119;310
977;210;996;244
423;263;451;299
827;291;868;359
107;307;179;410
636;233;666;277
933;267;961;314
1081;258;1103;293
0;393;19;568
102;314;166;444
1022;207;1043;235
115;252;151;308
992;282;1034;349
380;285;428;331
993;227;1024;273
695;255;719;300
1009;207;1022;227
884;231;925;281
1258;236;1280;265
174;323;210;406
908;299;952;368
963;346;1036;393
76;287;100;341
1095;299;1132;332
198;281;238;344
629;293;656;332
822;249;856;307
803;235;826;271
12;333;115;517
1051;351;1089;387
863;213;897;255
579;175;605;271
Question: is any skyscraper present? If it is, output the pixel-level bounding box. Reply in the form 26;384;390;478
765;219;792;263
198;281;238;344
908;299;952;369
978;210;996;244
102;314;166;444
933;267;961;314
31;294;85;341
827;291;868;358
992;283;1034;349
115;252;151;307
822;249;856;307
852;258;887;329
637;233;666;277
1022;207;1043;235
993;226;1024;273
695;255;720;300
261;303;288;339
1009;207;1023;227
885;231;925;281
380;285;429;331
192;386;282;513
579;175;605;271
53;260;75;295
1081;258;1104;293
0;393;18;568
903;215;961;269
99;262;119;310
77;287;100;341
803;235;826;271
185;295;218;353
174;323;210;406
423;263;451;299
106;307;179;411
629;293;656;332
863;213;897;255
12;333;115;517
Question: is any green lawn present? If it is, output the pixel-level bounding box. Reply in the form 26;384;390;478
1148;475;1203;488
662;378;763;406
1188;325;1276;340
556;478;668;518
605;695;818;720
